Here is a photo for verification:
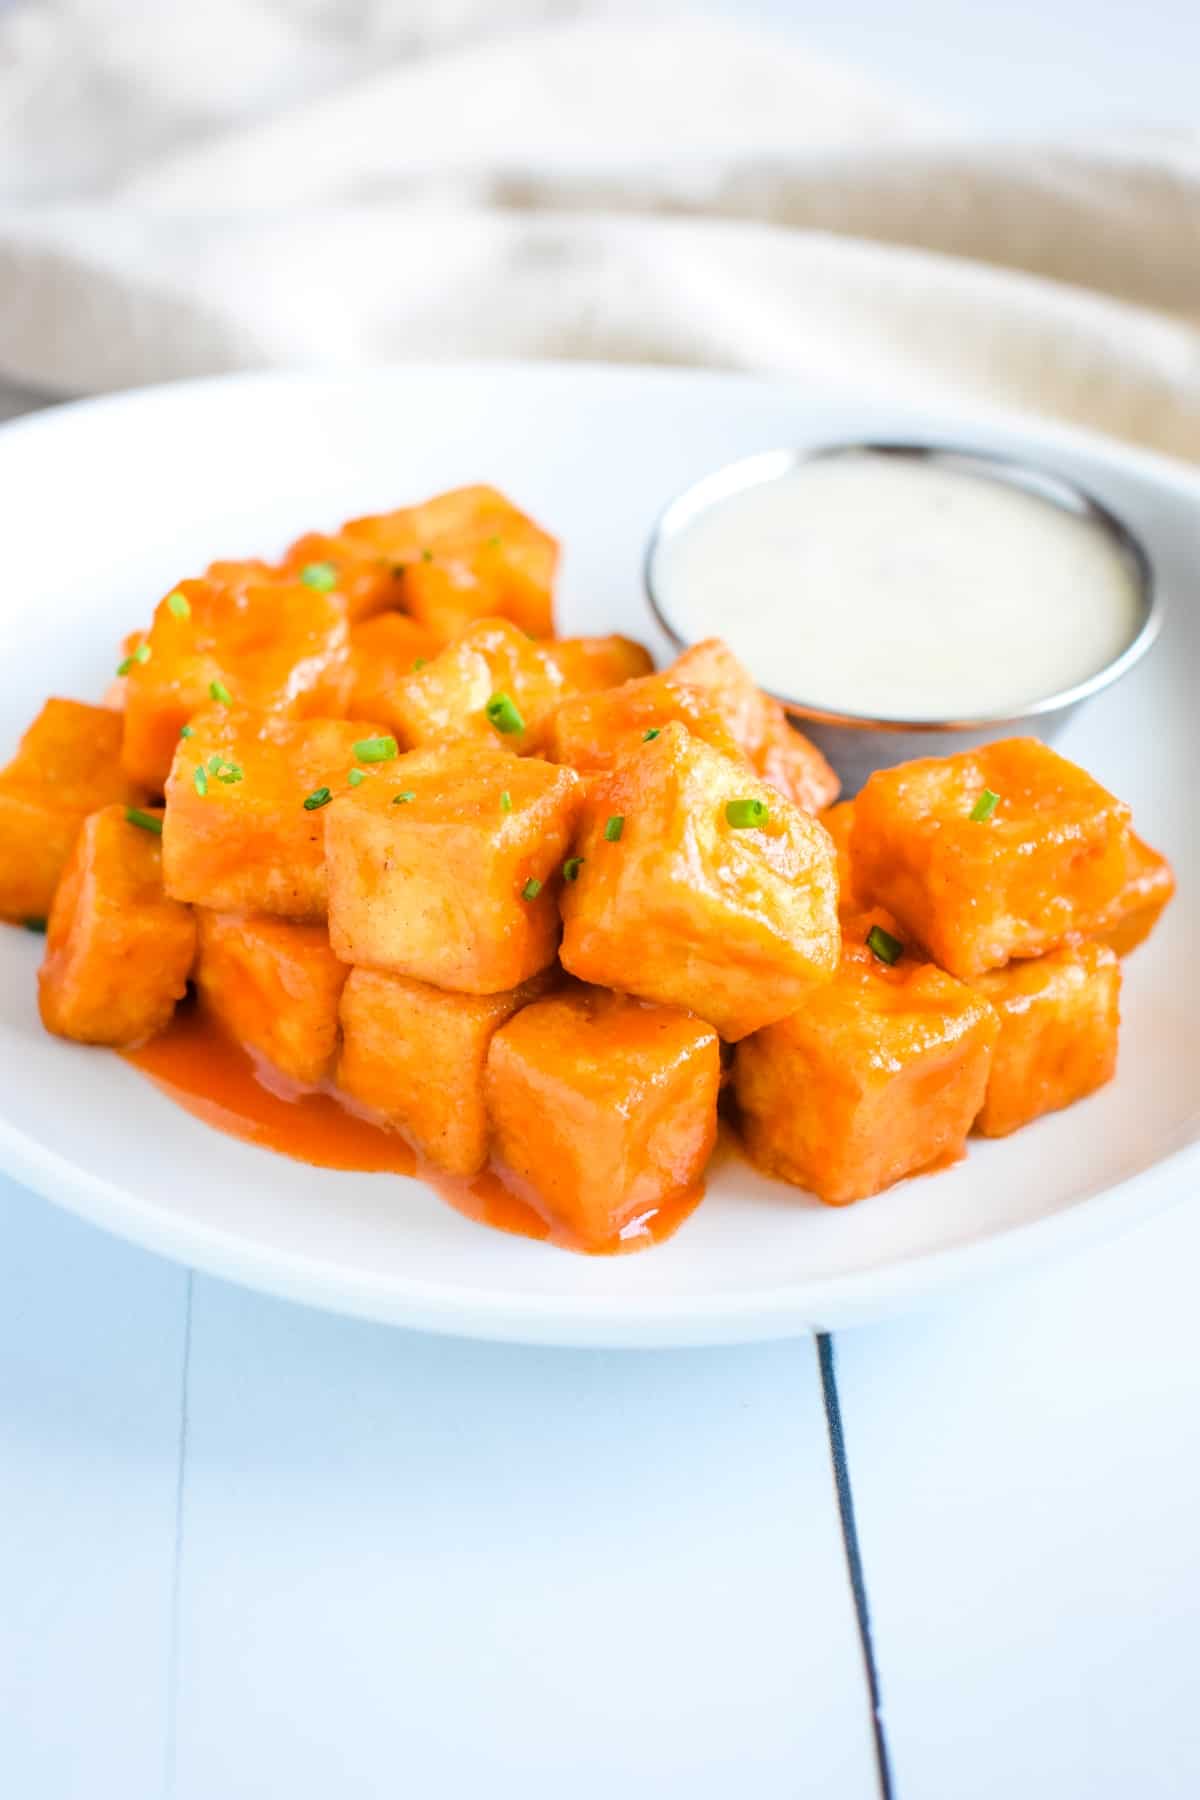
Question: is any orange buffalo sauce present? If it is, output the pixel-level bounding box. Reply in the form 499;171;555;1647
123;1004;702;1255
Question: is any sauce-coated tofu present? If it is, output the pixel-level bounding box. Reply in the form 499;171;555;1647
163;709;375;920
0;699;145;923
970;941;1120;1138
667;639;840;814
121;568;351;789
1092;832;1175;957
282;531;409;623
195;911;349;1086
541;635;654;692
544;672;747;775
734;916;998;1204
343;485;557;641
347;614;446;732
388;618;567;753
559;722;839;1040
325;743;582;992
485;986;720;1247
337;966;555;1174
38;805;195;1047
852;738;1132;978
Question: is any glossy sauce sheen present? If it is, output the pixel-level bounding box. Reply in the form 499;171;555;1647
659;452;1142;719
123;1005;702;1255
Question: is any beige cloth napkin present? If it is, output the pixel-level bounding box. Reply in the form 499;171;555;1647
1;9;1199;457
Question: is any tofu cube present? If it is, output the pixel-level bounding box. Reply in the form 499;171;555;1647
1093;832;1175;957
485;986;721;1248
337;966;555;1174
343;486;558;640
388;618;567;753
195;910;349;1085
346;614;446;732
544;671;748;775
122;568;351;789
540;635;654;692
734;915;999;1203
325;743;582;992
282;530;409;623
970;941;1121;1137
559;722;840;1040
163;708;376;919
667;639;840;813
38;804;196;1046
852;737;1132;978
0;699;145;923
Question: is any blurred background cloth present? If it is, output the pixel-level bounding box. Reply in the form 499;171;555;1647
1;0;1199;455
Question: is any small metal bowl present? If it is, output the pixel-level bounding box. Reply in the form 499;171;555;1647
644;441;1160;794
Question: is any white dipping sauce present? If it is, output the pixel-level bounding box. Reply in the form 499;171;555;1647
657;452;1142;719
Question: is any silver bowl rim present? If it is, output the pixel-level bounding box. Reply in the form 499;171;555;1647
642;439;1161;734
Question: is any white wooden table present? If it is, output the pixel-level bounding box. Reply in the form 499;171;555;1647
5;1163;1200;1800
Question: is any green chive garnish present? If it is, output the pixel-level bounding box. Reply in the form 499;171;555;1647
125;806;162;835
217;764;243;785
521;877;543;901
207;753;223;774
412;658;427;671
485;693;525;736
179;724;194;739
563;856;584;882
725;798;769;829
303;786;332;811
193;765;208;798
23;917;47;933
300;561;338;592
485;534;502;548
392;564;407;579
420;548;434;562
604;815;624;842
352;735;398;763
500;790;512;814
393;790;416;805
970;788;1000;823
208;679;232;705
166;590;190;619
348;769;366;787
867;924;903;966
643;727;661;741
117;642;151;676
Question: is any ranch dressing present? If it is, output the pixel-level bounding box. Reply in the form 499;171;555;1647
657;452;1142;719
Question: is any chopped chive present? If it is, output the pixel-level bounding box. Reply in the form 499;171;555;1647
124;806;163;835
485;692;525;736
217;764;243;785
193;764;208;798
352;734;398;763
117;642;151;676
867;924;903;966
412;658;427;671
643;727;661;741
500;790;512;814
207;753;223;774
23;916;47;934
393;790;416;805
392;564;407;579
208;678;232;705
300;561;338;592
420;548;434;563
303;786;332;811
133;642;151;664
521;877;543;901
604;814;625;843
970;787;1000;823
485;534;502;548
725;797;769;830
179;724;194;739
166;590;190;619
348;768;366;787
562;856;584;882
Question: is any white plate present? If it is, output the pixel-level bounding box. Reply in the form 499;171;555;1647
0;363;1196;1346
